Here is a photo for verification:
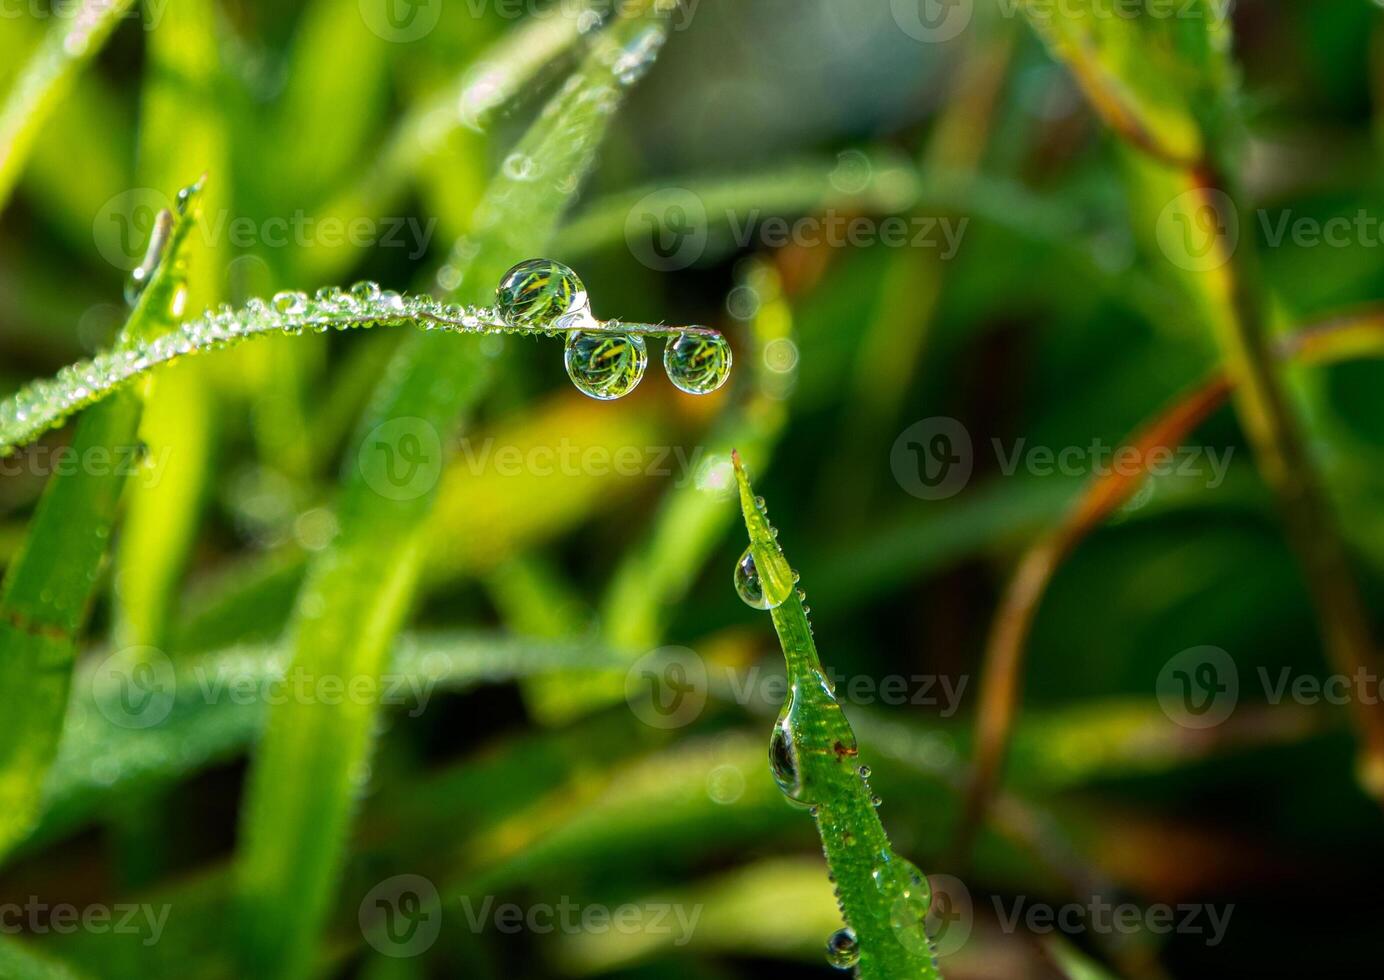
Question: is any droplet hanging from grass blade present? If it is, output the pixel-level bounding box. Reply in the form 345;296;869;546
825;927;860;969
564;330;646;400
664;331;732;394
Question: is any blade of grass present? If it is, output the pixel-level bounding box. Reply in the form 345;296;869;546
960;305;1384;852
115;0;229;651
732;453;942;978
0;289;717;456
0;182;204;860
0;0;137;211
1017;0;1384;800
233;5;681;976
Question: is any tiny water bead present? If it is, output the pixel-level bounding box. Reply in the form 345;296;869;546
564;331;647;401
664;331;732;395
825;927;861;970
496;258;589;329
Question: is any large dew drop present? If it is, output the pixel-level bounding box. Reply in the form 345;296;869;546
496;258;589;329
734;547;783;610
873;853;933;954
564;331;647;400
664;332;732;395
825;927;860;970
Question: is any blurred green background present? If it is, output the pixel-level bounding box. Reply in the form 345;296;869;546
3;0;1384;977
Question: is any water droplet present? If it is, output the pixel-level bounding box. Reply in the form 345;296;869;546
272;290;308;315
349;280;381;305
496;258;589;329
502;152;539;181
825;927;860;969
769;715;804;802
734;547;782;610
564;331;646;400
663;332;732;395
858;765;871;778
873;853;933;954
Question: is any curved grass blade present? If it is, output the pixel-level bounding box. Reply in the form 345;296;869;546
0;181;204;861
0;288;722;456
1019;0;1384;800
115;0;229;653
1015;0;1231;165
233;5;681;976
0;0;136;211
732;453;942;978
960;306;1384;850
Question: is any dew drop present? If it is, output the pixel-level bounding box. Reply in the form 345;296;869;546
272;290;308;316
663;331;732;395
734;547;782;610
496;258;588;329
873;853;933;954
564;331;646;400
825;927;860;970
349;280;381;306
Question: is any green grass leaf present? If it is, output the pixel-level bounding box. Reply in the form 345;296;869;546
233;5;681;976
0;181;205;860
0;0;137;211
732;454;942;978
1016;0;1232;164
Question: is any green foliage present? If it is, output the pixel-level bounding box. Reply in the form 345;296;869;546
733;455;941;978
